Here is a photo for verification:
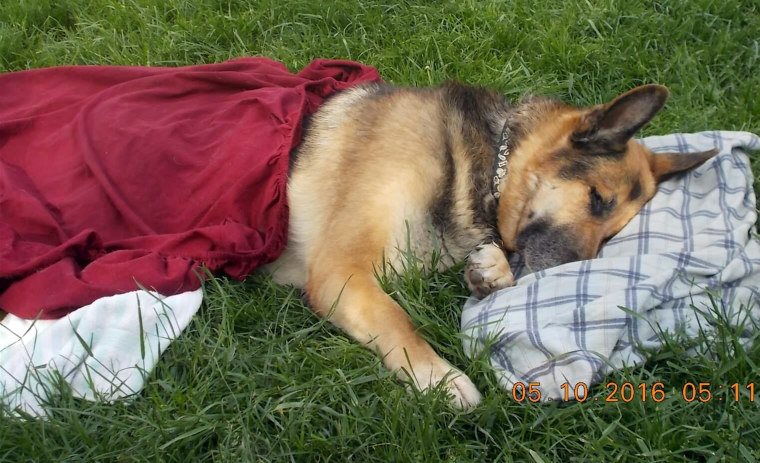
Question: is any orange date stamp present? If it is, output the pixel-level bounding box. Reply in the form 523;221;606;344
509;381;756;403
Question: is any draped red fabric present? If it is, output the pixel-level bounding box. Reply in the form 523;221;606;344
0;58;381;319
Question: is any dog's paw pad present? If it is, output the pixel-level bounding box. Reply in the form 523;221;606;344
465;243;514;298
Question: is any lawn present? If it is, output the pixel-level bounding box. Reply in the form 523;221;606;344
1;0;760;461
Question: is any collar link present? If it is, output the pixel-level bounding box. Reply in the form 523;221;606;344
491;120;512;199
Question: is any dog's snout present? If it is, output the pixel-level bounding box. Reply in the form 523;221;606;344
516;219;582;272
515;218;551;247
517;218;550;241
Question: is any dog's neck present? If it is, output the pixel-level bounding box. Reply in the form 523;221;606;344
488;96;564;201
463;90;564;242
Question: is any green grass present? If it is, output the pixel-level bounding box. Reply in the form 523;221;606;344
1;0;760;460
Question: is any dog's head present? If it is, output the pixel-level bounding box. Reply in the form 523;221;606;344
498;85;717;272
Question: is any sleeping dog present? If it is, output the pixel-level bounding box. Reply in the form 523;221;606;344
265;82;716;408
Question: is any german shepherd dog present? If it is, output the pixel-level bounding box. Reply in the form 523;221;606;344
265;82;716;408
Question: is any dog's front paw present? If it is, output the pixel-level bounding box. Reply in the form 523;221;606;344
406;357;482;410
465;242;514;299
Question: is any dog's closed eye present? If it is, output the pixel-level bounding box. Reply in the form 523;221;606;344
589;187;616;217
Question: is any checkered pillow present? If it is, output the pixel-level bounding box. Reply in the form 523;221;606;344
461;131;760;400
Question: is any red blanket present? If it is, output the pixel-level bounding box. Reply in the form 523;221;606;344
0;58;381;319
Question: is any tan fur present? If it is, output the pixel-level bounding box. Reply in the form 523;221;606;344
265;83;716;408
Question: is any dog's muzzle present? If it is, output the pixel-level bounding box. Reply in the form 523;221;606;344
515;218;582;272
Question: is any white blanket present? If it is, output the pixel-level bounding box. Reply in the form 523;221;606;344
461;131;760;400
0;289;203;416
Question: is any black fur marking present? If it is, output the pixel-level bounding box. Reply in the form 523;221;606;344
443;83;494;135
558;157;596;180
431;131;456;232
442;82;511;240
589;187;617;217
517;218;550;238
573;141;627;158
515;218;581;272
628;178;642;201
570;129;627;158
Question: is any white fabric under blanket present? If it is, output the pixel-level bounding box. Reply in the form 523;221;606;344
461;131;760;400
0;289;203;416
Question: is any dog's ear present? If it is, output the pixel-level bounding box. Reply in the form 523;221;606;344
572;85;670;150
649;148;719;182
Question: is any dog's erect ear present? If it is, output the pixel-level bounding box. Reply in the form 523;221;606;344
649;148;719;182
572;85;670;149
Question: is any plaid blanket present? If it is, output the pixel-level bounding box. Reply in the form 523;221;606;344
461;131;760;400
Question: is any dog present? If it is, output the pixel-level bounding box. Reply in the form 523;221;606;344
264;82;717;409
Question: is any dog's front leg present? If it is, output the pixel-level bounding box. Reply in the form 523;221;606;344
306;264;482;409
465;242;515;299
